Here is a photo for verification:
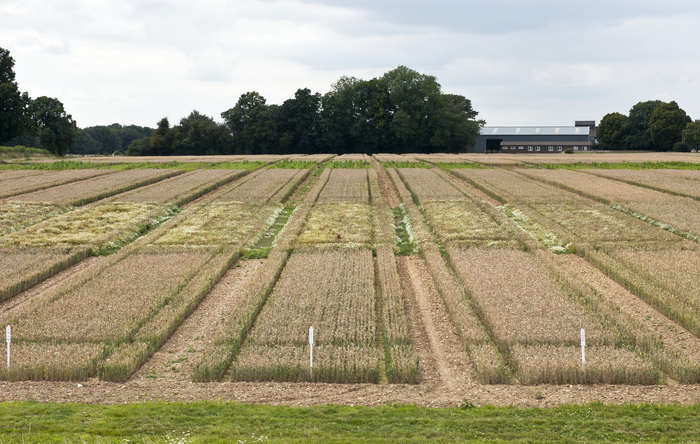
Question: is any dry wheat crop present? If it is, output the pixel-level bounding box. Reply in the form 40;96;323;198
107;169;246;205
398;168;465;201
586;169;700;200
448;246;611;347
317;169;369;203
1;342;103;381
0;170;48;182
212;169;300;203
423;200;512;247
521;168;700;241
0;169;114;199
12;169;181;206
0;248;87;303
232;249;381;382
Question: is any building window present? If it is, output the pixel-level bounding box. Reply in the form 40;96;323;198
557;146;563;151
535;146;540;151
583;146;588;151
502;146;507;149
511;146;516;150
518;146;524;150
548;146;553;151
528;146;533;151
573;146;579;151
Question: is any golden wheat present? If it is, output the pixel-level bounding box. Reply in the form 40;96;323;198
317;169;369;203
0;169;114;199
213;169;300;203
296;203;373;247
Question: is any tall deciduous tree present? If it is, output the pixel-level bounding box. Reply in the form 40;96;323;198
0;47;30;143
27;96;77;155
597;112;628;150
649;101;691;151
622;100;663;150
682;120;700;148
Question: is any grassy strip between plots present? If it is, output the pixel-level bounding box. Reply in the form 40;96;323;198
381;160;432;169
3;402;700;443
539;161;700;170
266;159;316;169
327;159;371;169
434;161;491;170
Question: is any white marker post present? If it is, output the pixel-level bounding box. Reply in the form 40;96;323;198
580;328;586;367
6;325;10;370
309;326;314;381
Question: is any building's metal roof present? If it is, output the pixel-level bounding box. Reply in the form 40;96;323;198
479;126;589;136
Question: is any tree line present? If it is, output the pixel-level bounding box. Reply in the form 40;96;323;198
127;67;484;156
597;100;699;152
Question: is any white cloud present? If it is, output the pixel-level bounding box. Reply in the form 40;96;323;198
0;0;699;128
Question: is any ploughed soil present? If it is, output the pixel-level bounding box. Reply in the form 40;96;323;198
2;256;700;408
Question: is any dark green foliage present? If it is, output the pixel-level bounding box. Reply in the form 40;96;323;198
26;96;77;156
0;47;30;144
597;112;628;150
649;101;692;151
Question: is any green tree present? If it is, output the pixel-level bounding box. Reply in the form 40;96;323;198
681;120;700;148
221;92;277;154
597;112;628;150
0;46;30;143
171;110;233;155
148;117;174;156
622;100;663;150
279;88;323;154
649;101;691;151
27;96;77;155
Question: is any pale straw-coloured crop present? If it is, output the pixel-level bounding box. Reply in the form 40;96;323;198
268;168;311;203
0;201;70;236
317;168;369;203
212;168;301;203
423;200;512;247
231;249;380;382
586;168;700;200
398;168;465;201
0;169;48;182
108;169;246;206
12;168;181;206
0;247;88;302
511;344;659;385
0;169;113;199
1;342;103;381
521;168;700;242
233;344;381;383
448;246;611;347
152;202;281;247
5;249;211;343
0;202;173;253
296;203;372;247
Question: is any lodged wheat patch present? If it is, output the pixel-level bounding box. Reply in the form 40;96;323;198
297;203;372;247
0;202;173;253
0;201;70;236
424;200;512;247
152;202;281;247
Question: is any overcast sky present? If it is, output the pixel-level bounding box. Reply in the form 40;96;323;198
2;0;699;129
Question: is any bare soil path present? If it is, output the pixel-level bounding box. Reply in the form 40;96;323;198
133;258;265;381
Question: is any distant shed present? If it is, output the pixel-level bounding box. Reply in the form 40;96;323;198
473;122;596;154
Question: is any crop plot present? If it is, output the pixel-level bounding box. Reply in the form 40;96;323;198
398;168;465;201
520;168;700;242
232;249;381;382
12;168;181;206
212;168;303;203
423;200;512;247
317;169;369;203
152;202;281;248
107;169;246;206
0;202;173;253
0;169;114;199
296;203;372;247
0;201;70;236
585;169;700;200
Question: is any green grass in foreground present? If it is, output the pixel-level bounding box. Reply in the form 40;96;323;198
1;401;699;442
540;161;700;171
